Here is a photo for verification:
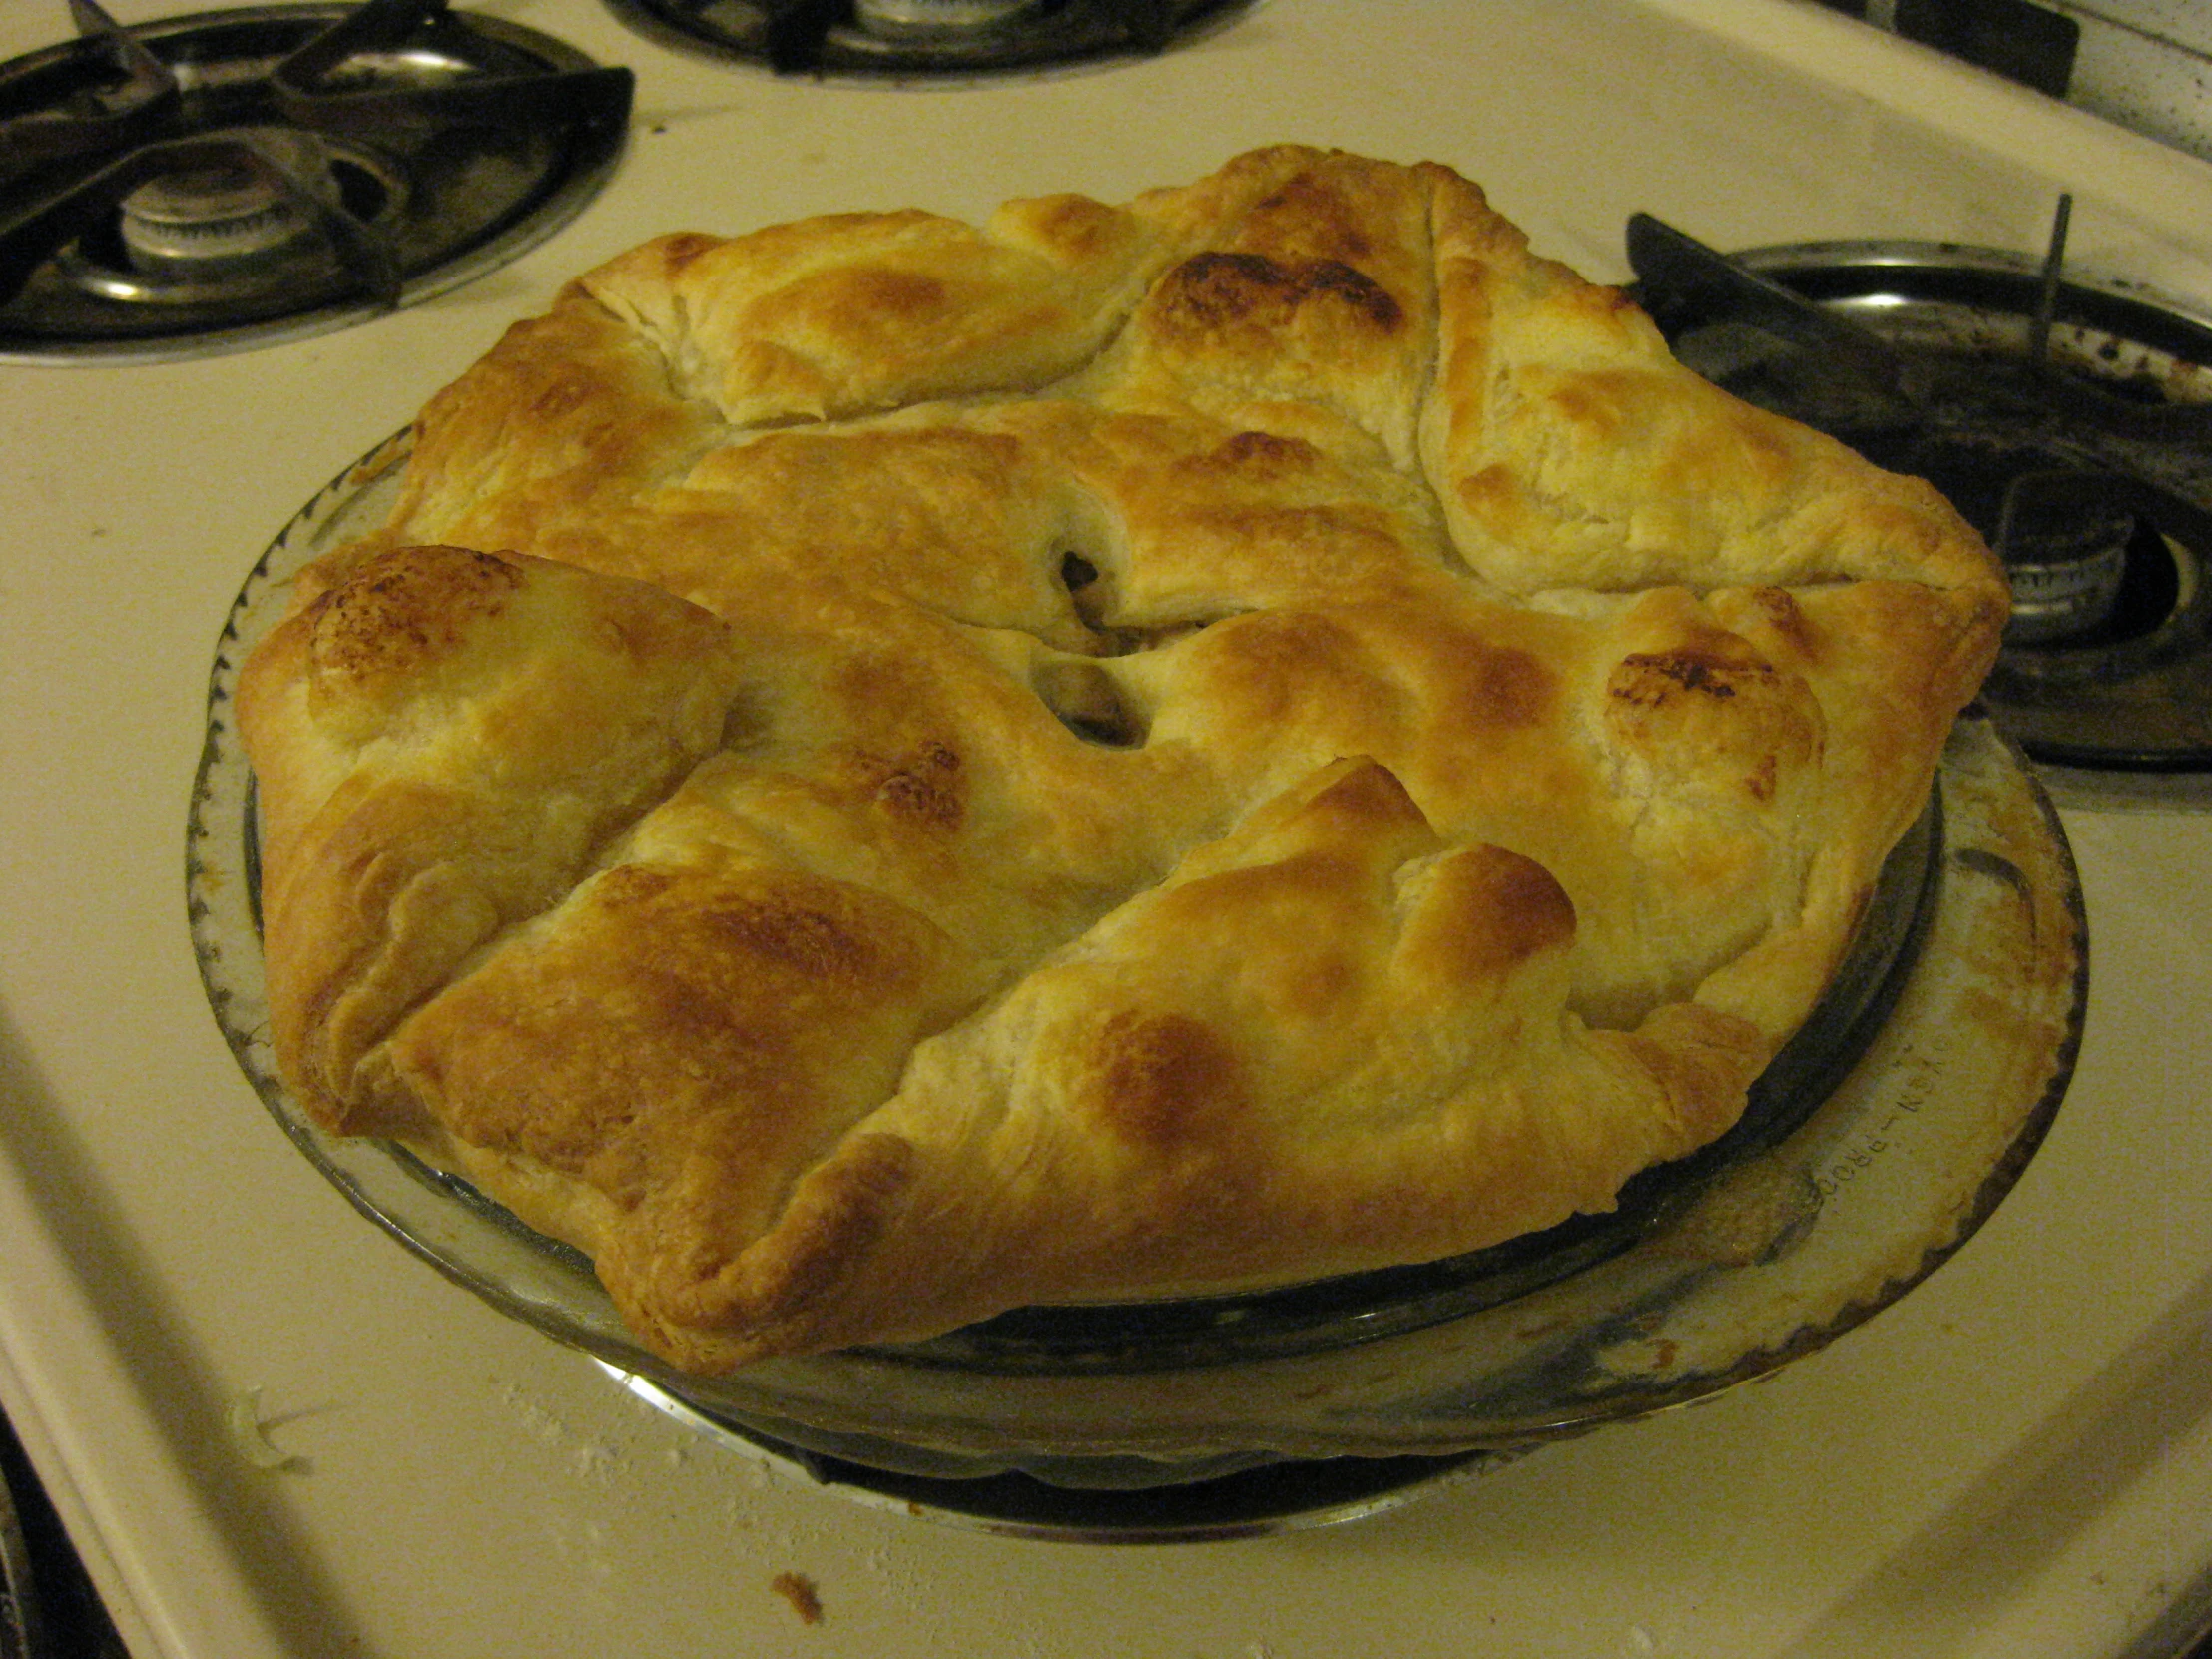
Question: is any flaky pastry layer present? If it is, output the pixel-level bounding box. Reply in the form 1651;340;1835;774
236;147;2005;1372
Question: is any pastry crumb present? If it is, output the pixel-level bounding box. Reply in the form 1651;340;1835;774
770;1570;824;1625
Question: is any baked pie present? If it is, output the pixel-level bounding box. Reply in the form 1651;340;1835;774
237;147;2006;1373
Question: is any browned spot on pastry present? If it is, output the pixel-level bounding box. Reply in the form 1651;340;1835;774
1016;192;1127;262
394;858;974;1262
1605;639;1821;798
1302;752;1424;829
1532;370;1637;441
579;865;899;1001
827;267;950;322
1088;1010;1245;1149
1747;586;1821;662
1249;172;1376;263
1461;643;1554;730
847;740;964;830
1213;429;1319;476
1614;650;1748;701
1610;629;1805;714
1454;463;1522;527
527;373;597;421
1179;502;1405;588
1157;252;1402;333
1584;283;1644;323
308;545;523;688
876;768;960;828
1300;260;1403;328
1400;843;1576;986
1190;608;1402;734
769;1571;824;1626
657;231;721;273
699;890;882;984
1159;253;1285;326
708;1131;917;1329
1745;754;1778;803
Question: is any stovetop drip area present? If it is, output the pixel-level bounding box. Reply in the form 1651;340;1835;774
6;3;2212;1657
0;0;631;361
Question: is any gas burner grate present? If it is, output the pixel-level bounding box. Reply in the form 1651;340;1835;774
602;0;1251;77
1628;206;2212;775
0;0;632;363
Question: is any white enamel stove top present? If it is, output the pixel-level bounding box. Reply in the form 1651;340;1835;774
4;2;2212;1655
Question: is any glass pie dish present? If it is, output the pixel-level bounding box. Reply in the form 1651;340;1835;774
187;433;2089;1499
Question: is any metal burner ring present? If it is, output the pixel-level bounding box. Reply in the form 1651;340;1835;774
119;157;320;271
58;129;407;308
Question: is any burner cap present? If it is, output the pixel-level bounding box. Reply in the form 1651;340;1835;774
1996;478;2137;645
118;155;315;270
852;0;1045;37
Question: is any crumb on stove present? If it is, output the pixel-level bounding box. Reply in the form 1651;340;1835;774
771;1570;824;1626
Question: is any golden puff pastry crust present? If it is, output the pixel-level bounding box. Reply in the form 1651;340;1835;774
236;147;2006;1373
